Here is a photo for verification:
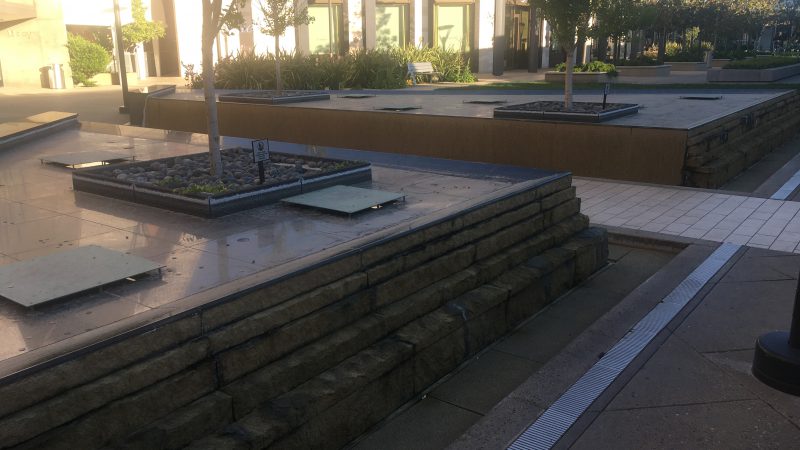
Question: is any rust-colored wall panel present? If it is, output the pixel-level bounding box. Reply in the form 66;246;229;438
147;98;688;185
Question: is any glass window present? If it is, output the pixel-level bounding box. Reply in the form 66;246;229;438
375;5;408;50
435;4;472;53
308;5;342;55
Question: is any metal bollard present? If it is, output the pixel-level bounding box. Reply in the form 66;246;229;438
752;273;800;395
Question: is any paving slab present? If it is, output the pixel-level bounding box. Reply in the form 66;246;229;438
430;349;541;415
571;400;800;450
352;397;481;450
606;335;753;410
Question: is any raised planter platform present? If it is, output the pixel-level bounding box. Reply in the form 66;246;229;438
707;62;800;82
0;173;608;450
615;65;671;77
0;112;78;151
668;61;709;71
494;101;639;123
544;71;610;83
72;150;371;217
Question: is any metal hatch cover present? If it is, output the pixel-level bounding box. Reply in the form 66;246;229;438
281;185;405;215
41;150;135;168
0;245;162;307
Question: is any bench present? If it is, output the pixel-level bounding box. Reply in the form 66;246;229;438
407;62;440;85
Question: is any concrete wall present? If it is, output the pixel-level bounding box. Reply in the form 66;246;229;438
0;176;607;449
0;0;73;88
145;98;689;185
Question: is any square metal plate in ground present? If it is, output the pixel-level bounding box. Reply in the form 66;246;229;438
41;150;135;168
0;245;163;307
282;185;405;214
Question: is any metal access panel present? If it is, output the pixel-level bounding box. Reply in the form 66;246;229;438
0;245;163;307
41;151;135;168
281;185;405;215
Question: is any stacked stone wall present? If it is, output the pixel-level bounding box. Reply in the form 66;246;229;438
0;175;607;449
684;91;800;188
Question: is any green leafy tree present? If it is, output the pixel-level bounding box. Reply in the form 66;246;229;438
593;0;644;61
257;0;313;94
66;33;112;86
202;0;246;178
122;0;166;52
533;0;595;108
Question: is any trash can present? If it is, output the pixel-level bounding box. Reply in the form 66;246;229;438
45;63;66;89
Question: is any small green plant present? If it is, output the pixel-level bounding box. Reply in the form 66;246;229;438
556;60;617;76
174;181;229;196
615;55;659;66
724;56;800;70
66;33;111;87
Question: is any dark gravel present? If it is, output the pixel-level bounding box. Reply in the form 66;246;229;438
98;148;358;196
499;101;635;113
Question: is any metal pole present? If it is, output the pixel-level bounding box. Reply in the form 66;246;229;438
789;276;800;348
114;0;129;113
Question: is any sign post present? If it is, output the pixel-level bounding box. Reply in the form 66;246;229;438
251;139;270;184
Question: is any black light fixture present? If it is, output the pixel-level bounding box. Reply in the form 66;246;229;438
113;0;129;113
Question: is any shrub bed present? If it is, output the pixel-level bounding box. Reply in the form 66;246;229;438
555;60;617;75
724;56;800;70
186;47;475;90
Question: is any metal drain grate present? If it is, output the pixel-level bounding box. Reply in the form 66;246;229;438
340;94;376;99
508;242;740;450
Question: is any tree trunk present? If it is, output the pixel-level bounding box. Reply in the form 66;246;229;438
202;2;223;178
564;47;575;110
274;34;282;94
657;28;666;63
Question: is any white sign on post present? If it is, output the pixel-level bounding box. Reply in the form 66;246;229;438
252;139;270;163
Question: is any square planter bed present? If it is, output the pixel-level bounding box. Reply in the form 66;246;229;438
72;148;371;217
494;101;639;123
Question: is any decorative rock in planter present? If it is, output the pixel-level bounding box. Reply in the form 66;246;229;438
544;71;610;83
72;148;371;217
615;65;671;77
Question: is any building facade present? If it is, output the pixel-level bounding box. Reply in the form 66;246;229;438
0;0;581;88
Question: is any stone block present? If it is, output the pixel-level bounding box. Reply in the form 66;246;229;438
544;198;581;227
412;329;466;392
257;339;413;432
490;266;541;297
217;290;373;384
202;254;362;331
270;359;415;450
465;302;509;357
223;314;389;418
475;216;544;260
116;392;233;450
366;257;405;286
208;272;368;353
17;363;217;450
374;245;475;308
0;339;210;447
506;277;549;327
562;228;608;283
0;315;202;419
541;186;576;211
394;308;464;351
360;231;427;268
